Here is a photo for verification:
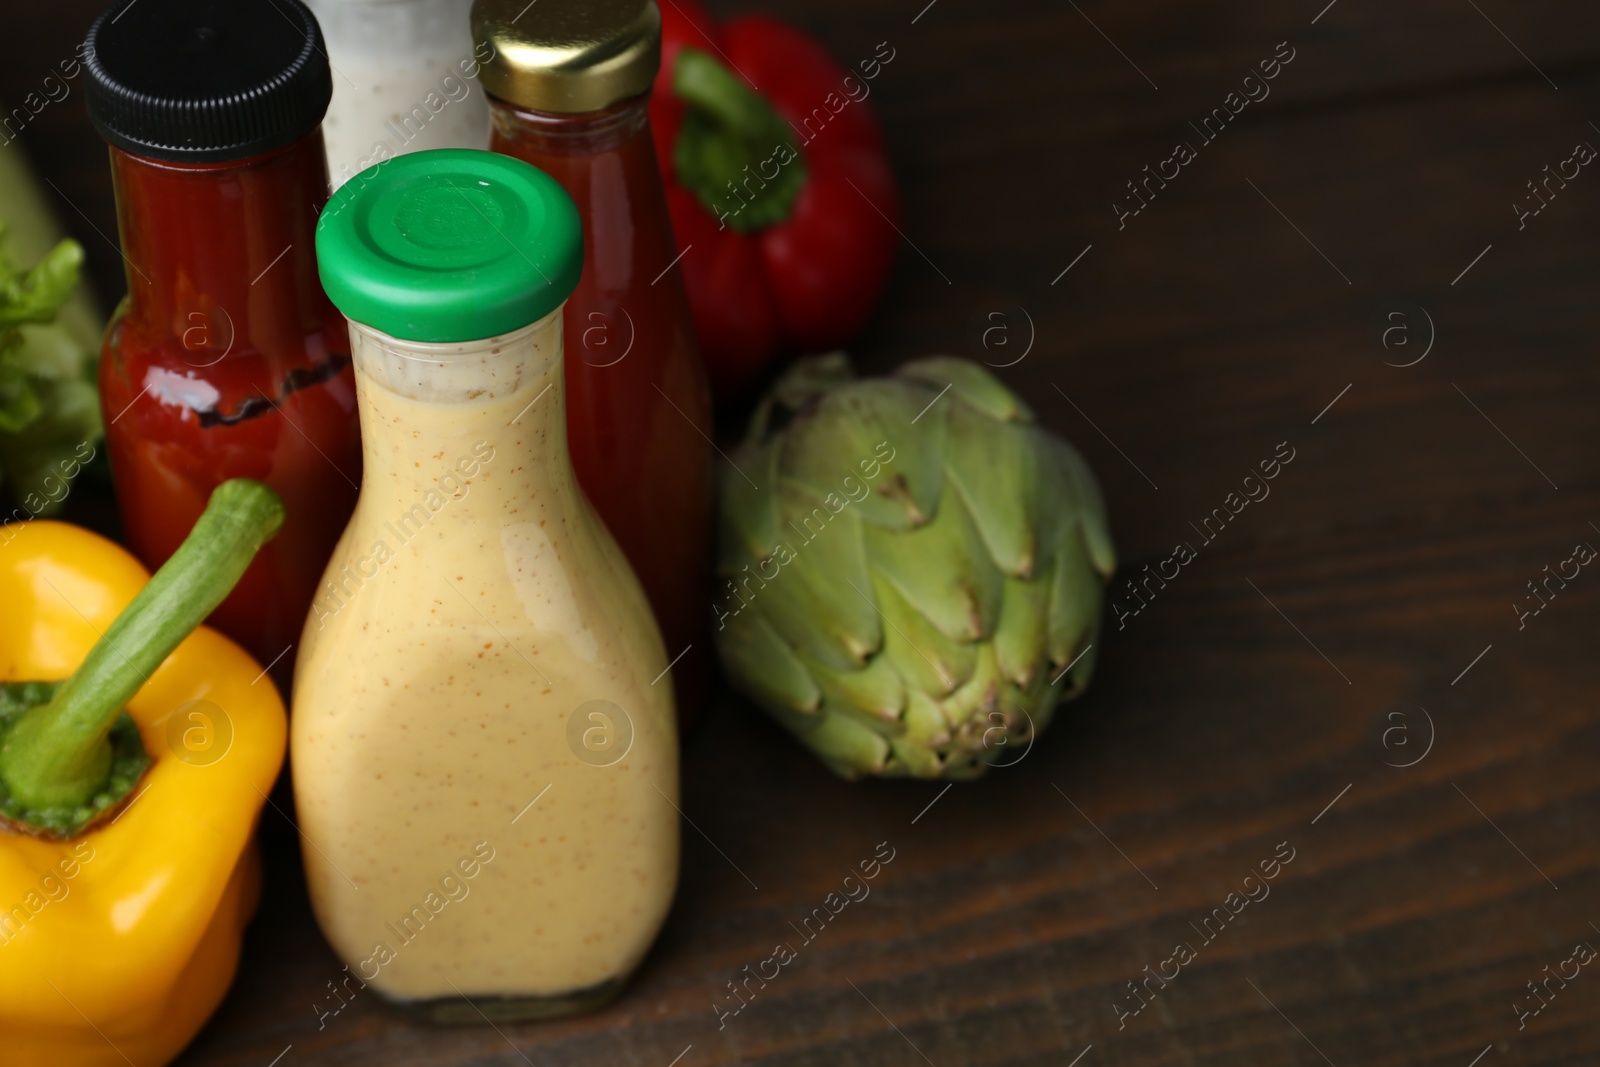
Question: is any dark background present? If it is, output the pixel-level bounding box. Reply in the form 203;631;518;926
4;0;1599;1064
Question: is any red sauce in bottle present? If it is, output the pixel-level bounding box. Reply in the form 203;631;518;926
99;132;360;680
489;95;713;725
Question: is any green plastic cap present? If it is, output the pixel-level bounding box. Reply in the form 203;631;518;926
315;149;583;342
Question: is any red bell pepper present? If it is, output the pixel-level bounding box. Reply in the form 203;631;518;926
650;2;900;399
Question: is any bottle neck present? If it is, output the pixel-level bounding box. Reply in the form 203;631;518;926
347;311;577;511
486;90;696;371
486;92;650;157
109;132;338;363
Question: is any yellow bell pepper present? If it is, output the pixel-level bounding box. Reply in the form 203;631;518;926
0;479;287;1067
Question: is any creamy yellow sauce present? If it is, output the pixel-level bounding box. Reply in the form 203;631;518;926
292;312;679;1004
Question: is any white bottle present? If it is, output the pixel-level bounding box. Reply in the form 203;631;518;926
307;0;491;188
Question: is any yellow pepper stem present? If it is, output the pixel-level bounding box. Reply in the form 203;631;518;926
0;479;285;811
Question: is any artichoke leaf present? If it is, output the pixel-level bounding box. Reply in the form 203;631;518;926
871;569;975;697
1031;436;1080;544
803;647;905;725
715;609;821;714
717;436;784;566
943;403;1040;577
1054;621;1101;697
902;689;951;747
937;640;1003;734
991;567;1051;688
780;379;944;531
886;735;945;778
897;356;1035;424
939;750;990;780
749;491;880;671
746;352;855;442
1046;524;1101;668
809;697;907;740
862;477;1002;643
1047;435;1116;578
999;679;1051;737
962;681;1050;771
769;702;890;779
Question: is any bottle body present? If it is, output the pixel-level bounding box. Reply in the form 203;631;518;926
488;94;713;728
98;134;360;681
292;310;679;1018
308;0;491;188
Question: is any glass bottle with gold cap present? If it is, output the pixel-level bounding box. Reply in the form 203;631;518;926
473;0;713;729
295;148;679;1022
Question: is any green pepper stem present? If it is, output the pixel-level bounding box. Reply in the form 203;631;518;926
672;48;807;233
0;478;285;809
675;49;781;141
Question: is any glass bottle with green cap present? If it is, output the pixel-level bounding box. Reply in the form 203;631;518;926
294;147;680;1021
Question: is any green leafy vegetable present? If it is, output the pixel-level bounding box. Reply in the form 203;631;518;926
0;225;102;513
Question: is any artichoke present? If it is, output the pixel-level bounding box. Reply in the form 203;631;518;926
713;354;1115;779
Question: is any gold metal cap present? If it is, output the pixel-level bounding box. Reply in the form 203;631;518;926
472;0;661;114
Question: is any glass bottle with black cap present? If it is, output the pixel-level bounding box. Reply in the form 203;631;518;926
85;0;360;687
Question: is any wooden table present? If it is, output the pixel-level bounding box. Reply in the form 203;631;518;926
6;0;1600;1063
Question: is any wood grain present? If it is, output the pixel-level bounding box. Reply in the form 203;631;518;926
3;0;1599;1064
